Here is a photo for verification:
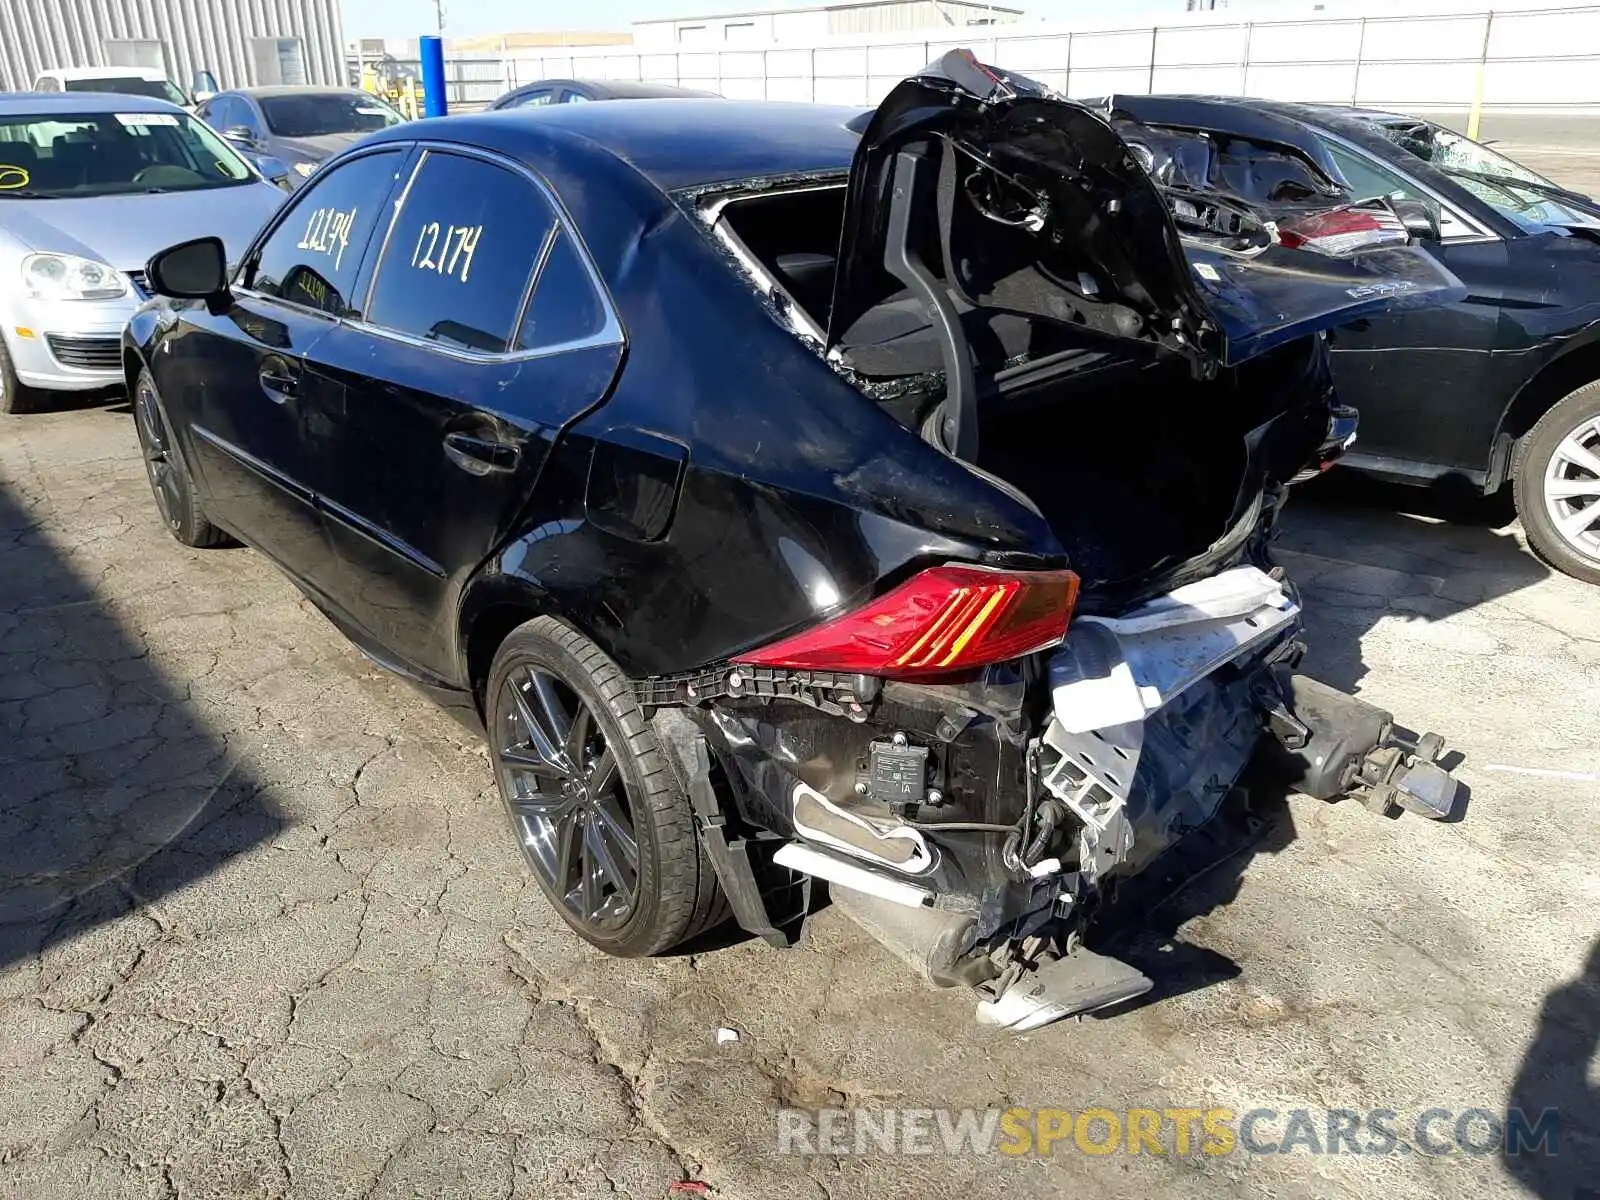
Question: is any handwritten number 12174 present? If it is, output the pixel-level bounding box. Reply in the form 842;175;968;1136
411;222;483;283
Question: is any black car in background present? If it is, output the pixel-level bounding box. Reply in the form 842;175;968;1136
487;78;718;109
196;86;407;190
1106;95;1600;583
123;56;1463;1029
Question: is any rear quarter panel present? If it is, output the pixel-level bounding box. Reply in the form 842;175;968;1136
458;157;1064;681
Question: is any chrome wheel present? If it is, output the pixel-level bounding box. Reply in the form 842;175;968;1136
1542;413;1600;563
494;666;640;930
135;378;183;531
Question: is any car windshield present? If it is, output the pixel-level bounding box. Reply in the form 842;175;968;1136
65;76;189;106
1375;118;1551;184
0;111;255;198
1371;117;1600;231
259;93;403;137
1445;171;1600;232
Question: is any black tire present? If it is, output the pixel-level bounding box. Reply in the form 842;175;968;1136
485;616;724;957
132;369;231;549
1513;381;1600;585
0;334;40;415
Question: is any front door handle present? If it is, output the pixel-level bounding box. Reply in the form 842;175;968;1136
259;359;299;402
443;431;520;475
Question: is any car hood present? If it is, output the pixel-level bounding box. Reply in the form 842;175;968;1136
270;131;370;162
0;184;284;271
830;51;1463;370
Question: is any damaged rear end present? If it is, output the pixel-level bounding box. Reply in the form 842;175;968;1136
657;53;1465;1030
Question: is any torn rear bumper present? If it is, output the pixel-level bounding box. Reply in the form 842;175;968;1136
651;564;1460;1022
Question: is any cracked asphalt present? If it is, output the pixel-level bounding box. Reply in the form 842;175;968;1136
2;396;1598;1199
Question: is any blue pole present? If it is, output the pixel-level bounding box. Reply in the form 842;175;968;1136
420;34;448;118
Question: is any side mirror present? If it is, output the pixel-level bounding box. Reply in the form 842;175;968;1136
147;237;229;303
1390;197;1442;242
255;156;294;191
221;126;256;147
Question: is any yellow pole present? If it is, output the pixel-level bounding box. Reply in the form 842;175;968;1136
1466;12;1494;141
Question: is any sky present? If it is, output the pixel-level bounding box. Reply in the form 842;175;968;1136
340;0;1195;40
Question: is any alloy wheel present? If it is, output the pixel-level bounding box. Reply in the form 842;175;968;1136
1542;413;1600;563
136;378;183;531
494;666;641;931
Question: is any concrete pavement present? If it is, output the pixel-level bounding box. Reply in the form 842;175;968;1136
2;393;1597;1199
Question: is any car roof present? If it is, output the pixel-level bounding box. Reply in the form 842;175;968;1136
513;78;718;100
223;85;372;99
0;92;188;115
38;65;166;80
1280;102;1413;124
378;98;864;191
1128;93;1415;133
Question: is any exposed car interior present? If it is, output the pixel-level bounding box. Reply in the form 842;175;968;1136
711;168;1299;598
0;114;253;196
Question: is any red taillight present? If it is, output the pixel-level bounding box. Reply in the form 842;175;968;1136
734;565;1079;679
1277;204;1408;256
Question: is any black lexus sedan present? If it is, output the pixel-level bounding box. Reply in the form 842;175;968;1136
1104;95;1600;584
124;54;1464;1030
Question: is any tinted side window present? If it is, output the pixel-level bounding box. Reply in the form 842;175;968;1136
248;149;406;317
238;100;265;136
515;228;606;351
1323;141;1479;240
365;151;554;353
1325;144;1413;204
514;89;553;107
207;97;239;129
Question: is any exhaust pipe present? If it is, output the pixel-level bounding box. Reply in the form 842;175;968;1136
1262;673;1461;820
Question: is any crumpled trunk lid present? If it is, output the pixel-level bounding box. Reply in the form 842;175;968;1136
829;50;1463;373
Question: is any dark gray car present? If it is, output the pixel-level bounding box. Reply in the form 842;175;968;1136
196;86;406;190
488;79;718;110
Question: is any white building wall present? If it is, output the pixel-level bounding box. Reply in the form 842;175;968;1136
635;2;1016;48
636;10;830;49
0;0;346;92
514;1;1600;114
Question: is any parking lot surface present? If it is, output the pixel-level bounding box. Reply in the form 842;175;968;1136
3;384;1597;1199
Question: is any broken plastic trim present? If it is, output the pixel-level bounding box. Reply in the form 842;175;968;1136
772;842;935;908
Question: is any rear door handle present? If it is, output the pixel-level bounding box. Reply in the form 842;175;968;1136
443;431;520;475
259;361;299;402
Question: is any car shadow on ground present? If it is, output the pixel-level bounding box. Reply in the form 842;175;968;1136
1276;471;1549;695
1091;781;1289;1010
1090;472;1553;1011
31;386;127;417
0;476;280;970
1503;934;1600;1196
